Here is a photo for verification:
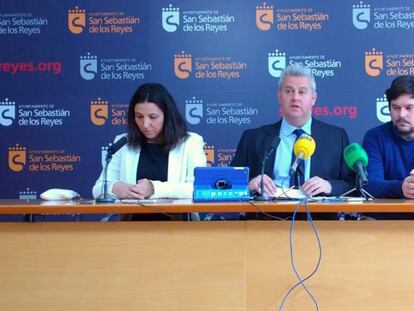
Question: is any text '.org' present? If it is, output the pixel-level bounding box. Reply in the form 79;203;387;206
0;61;62;75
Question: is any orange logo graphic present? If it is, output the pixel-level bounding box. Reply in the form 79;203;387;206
174;51;192;79
68;6;86;34
90;98;109;126
204;144;215;166
8;144;26;172
256;3;273;31
365;48;383;77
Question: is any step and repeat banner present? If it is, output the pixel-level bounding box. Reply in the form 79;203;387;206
1;0;414;200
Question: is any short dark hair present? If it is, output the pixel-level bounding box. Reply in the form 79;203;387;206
386;75;414;106
127;83;188;150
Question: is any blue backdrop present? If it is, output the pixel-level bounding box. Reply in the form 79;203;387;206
1;0;414;200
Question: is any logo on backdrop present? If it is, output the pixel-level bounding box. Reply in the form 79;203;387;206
268;49;286;78
269;49;342;79
0;99;70;127
352;2;414;30
0;98;16;126
352;1;371;30
67;6;140;35
256;3;274;31
68;6;86;34
365;48;383;77
80;53;152;81
0;12;48;36
162;4;180;32
184;95;258;126
204;144;215;166
185;97;203;125
174;51;247;80
91;98;109;125
80;53;98;80
8;145;81;173
8;144;26;172
19;188;37;200
174;51;192;79
364;49;414;77
376;94;391;123
161;4;235;33
216;147;235;166
203;144;235;166
385;53;414;76
90;98;128;126
256;2;329;31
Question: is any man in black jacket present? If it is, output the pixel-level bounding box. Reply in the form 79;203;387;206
231;64;354;198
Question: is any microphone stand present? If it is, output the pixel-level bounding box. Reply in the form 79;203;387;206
254;150;275;201
339;170;374;200
95;152;117;203
293;164;303;189
254;136;280;201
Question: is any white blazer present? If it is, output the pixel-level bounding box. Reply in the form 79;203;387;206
92;132;207;199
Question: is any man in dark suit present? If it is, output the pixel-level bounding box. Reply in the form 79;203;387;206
231;64;354;198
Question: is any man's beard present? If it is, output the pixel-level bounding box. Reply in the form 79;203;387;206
393;118;414;137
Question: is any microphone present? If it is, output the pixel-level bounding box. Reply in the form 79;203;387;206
96;136;128;203
343;143;368;187
263;136;280;164
254;136;280;201
289;135;316;176
107;136;128;157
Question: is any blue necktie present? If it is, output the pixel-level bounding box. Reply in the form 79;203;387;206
290;129;305;188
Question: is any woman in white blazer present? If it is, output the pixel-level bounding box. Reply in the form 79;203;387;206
92;83;207;202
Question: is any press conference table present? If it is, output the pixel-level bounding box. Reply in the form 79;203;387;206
1;197;414;214
1;199;414;310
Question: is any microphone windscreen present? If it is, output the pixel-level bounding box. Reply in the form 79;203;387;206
107;136;128;155
294;135;316;159
343;143;368;171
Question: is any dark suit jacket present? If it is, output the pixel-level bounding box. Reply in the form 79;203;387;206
231;118;354;196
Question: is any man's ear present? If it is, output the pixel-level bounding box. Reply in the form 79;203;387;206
312;91;318;106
